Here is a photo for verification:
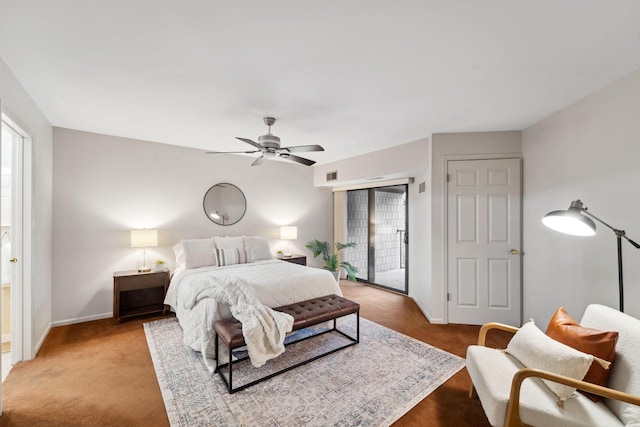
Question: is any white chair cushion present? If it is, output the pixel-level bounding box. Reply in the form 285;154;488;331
580;304;640;424
466;345;622;427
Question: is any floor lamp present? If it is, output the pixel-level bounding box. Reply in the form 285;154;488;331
542;199;640;312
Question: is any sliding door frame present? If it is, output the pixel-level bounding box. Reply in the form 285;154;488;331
351;184;409;294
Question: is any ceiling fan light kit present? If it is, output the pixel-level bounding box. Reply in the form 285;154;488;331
206;117;324;166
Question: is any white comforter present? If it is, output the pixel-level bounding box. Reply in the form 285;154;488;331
164;259;342;370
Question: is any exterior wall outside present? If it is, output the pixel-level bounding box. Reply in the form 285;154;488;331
52;127;333;325
346;190;367;280
374;189;405;273
345;187;407;281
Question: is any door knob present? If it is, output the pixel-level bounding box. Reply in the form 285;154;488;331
509;249;519;255
9;258;17;263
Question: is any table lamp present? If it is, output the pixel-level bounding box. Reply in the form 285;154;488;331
280;226;298;257
131;229;158;272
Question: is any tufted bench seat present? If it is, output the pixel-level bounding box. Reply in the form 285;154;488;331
214;294;360;393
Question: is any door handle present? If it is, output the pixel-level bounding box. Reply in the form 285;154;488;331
509;249;519;255
9;258;17;263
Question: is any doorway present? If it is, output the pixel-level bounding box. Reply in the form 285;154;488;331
0;117;25;382
447;158;522;325
344;184;408;294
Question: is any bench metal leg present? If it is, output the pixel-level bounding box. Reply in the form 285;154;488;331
228;344;233;393
215;311;360;394
214;333;219;373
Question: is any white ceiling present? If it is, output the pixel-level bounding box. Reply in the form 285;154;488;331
1;1;639;164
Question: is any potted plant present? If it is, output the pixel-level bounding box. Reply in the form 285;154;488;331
152;259;167;272
305;239;358;282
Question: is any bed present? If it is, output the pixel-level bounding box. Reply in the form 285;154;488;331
164;238;342;371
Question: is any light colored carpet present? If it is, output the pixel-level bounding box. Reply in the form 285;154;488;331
144;316;464;427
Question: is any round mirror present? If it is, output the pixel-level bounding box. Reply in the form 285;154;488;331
203;183;247;226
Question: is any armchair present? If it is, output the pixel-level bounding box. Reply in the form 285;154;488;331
466;305;640;427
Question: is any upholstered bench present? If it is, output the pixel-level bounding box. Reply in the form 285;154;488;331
214;294;360;393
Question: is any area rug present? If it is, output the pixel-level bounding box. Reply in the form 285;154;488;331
144;316;464;427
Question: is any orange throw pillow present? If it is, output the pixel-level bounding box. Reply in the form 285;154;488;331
545;307;618;402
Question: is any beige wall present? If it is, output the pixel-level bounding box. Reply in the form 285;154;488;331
314;134;523;324
428;131;522;323
0;57;53;358
52;128;333;324
314;139;430;307
314;138;429;187
522;68;640;323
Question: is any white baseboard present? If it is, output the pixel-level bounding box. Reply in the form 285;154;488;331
31;312;111;359
51;312;113;327
33;323;51;358
1;333;10;343
414;299;446;324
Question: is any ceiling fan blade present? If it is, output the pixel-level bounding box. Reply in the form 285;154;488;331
206;150;260;154
280;153;316;166
236;137;262;149
280;144;325;153
251;156;264;166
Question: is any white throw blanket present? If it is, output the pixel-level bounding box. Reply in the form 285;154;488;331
185;275;294;368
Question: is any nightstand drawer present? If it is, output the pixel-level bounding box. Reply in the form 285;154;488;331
282;255;306;266
117;272;167;291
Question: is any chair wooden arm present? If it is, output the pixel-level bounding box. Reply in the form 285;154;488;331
477;322;519;346
505;368;640;427
469;322;521;398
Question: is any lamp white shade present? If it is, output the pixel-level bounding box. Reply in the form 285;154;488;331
130;229;158;248
542;210;596;237
280;226;298;240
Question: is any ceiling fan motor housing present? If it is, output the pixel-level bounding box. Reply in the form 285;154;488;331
258;134;281;149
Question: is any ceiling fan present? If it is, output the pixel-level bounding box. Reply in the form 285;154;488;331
206;117;324;166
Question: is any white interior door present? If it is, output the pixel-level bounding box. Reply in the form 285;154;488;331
447;158;521;325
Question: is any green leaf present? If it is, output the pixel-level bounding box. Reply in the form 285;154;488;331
306;239;357;276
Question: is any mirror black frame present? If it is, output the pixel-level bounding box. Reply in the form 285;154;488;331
203;183;247;226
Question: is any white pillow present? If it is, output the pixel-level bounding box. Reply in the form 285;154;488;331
506;321;594;400
214;236;244;250
243;236;272;261
182;238;217;269
216;248;254;266
172;242;185;269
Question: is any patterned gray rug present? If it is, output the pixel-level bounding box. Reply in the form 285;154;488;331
144;316;464;427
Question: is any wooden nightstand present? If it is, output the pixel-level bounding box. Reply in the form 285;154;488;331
113;270;170;323
282;255;307;266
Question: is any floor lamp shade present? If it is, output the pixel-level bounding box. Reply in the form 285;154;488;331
542;199;640;313
542;200;596;236
131;229;158;272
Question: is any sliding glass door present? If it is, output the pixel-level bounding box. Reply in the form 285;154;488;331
345;184;408;293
